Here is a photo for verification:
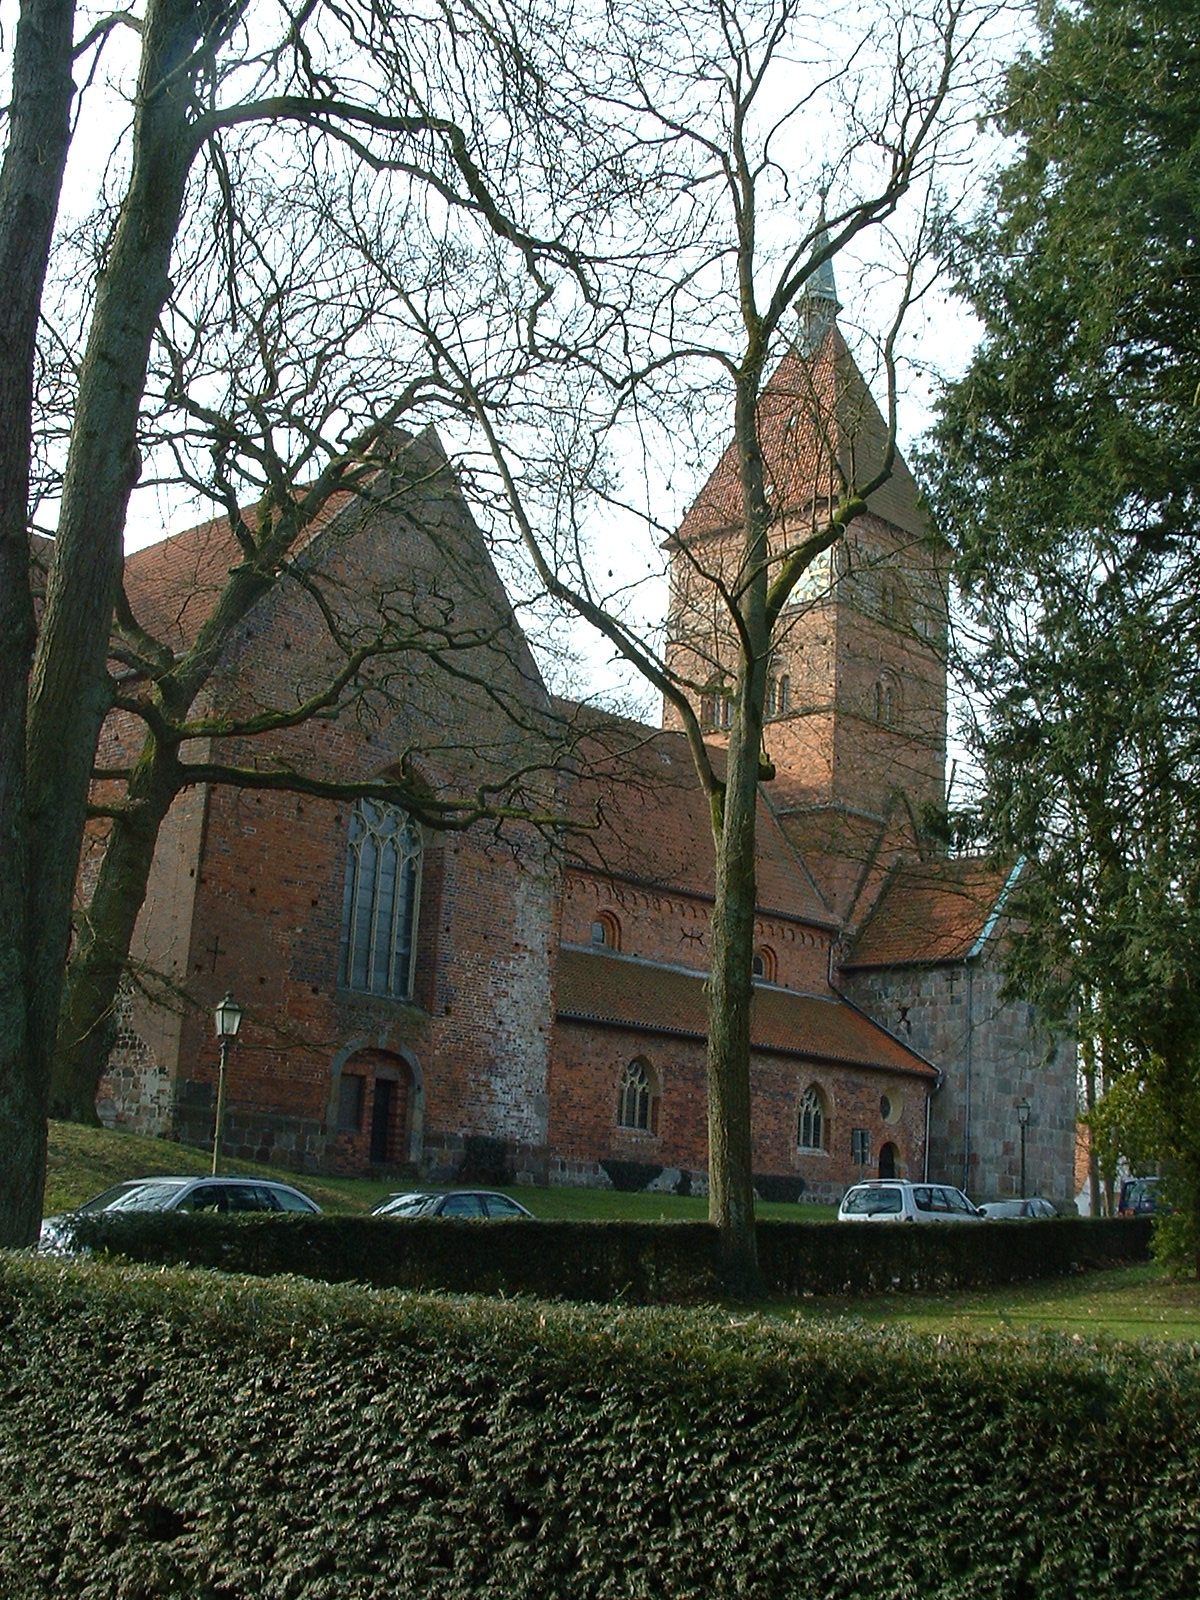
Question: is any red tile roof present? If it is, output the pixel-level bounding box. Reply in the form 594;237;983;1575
121;492;353;655
842;856;1021;970
675;325;928;548
558;707;831;922
557;948;936;1077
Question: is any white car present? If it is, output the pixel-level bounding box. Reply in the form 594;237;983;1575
837;1179;983;1223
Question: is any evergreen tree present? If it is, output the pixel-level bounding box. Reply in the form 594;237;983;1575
926;0;1200;1261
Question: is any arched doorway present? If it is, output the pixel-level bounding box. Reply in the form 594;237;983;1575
336;1048;415;1168
878;1142;898;1180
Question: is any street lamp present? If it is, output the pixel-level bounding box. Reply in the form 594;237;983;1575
1016;1097;1032;1199
211;992;244;1175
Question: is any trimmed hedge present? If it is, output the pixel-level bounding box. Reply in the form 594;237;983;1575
58;1211;1154;1303
1;1252;1198;1599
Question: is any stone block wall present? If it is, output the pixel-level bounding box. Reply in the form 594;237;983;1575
840;950;1078;1205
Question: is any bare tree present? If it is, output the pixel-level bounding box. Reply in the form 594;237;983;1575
0;0;614;1245
432;0;993;1290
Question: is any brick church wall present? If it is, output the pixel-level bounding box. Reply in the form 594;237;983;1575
546;1015;929;1203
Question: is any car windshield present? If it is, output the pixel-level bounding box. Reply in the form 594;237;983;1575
88;1180;189;1213
378;1193;435;1216
842;1187;902;1215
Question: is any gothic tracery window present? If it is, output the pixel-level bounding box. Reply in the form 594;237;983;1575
618;1057;657;1133
339;800;422;998
798;1084;827;1152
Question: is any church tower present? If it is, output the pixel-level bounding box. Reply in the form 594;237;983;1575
663;263;948;908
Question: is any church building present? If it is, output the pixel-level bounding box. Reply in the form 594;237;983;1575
93;281;1078;1206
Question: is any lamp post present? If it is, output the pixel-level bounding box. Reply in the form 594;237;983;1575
1016;1097;1031;1199
212;992;244;1175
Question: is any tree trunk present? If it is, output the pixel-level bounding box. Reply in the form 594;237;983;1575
706;709;765;1295
14;0;215;1240
53;738;183;1121
0;0;77;1245
704;366;771;1296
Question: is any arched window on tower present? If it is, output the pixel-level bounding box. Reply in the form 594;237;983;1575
873;671;901;727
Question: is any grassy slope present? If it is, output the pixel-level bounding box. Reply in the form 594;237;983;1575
45;1120;831;1222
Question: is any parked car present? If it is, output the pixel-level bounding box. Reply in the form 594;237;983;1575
977;1196;1058;1220
371;1189;533;1219
1118;1176;1167;1216
836;1179;984;1223
40;1175;321;1251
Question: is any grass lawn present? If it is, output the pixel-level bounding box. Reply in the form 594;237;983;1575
776;1260;1200;1344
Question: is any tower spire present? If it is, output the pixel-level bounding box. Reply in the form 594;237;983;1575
795;227;841;355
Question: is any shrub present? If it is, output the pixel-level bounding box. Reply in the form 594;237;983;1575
55;1211;1153;1305
0;1252;1197;1599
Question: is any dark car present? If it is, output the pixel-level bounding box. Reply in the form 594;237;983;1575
1118;1176;1167;1216
40;1175;321;1251
371;1189;533;1219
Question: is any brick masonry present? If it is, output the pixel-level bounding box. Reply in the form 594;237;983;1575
91;354;1077;1205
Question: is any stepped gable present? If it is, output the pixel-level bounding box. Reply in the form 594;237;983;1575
674;324;928;549
559;706;832;922
557;948;935;1077
841;856;1020;970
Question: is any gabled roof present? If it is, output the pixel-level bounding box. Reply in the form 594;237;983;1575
558;707;832;922
841;856;1021;971
674;324;928;547
556;948;936;1078
121;493;353;656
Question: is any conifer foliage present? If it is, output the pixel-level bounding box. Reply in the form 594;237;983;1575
927;0;1200;1260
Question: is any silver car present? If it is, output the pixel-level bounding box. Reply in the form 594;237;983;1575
837;1179;983;1222
977;1196;1058;1219
40;1174;321;1251
372;1189;533;1219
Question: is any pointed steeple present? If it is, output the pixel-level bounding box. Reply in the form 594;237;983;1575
795;230;841;356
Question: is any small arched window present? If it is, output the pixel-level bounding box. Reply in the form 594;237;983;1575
591;911;621;952
798;1084;827;1152
752;946;776;983
618;1057;657;1133
778;674;790;713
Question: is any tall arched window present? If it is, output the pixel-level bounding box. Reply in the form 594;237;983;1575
798;1084;827;1152
339;800;422;998
618;1057;657;1133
